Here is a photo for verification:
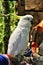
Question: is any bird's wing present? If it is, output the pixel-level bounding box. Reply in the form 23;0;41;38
7;28;22;55
14;28;29;55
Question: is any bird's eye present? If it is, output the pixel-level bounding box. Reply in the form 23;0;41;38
28;18;29;20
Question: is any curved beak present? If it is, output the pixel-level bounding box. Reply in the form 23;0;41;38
31;19;34;25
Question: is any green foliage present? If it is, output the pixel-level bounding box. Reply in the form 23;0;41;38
0;2;4;53
10;11;18;32
0;1;19;53
9;1;19;32
0;17;4;53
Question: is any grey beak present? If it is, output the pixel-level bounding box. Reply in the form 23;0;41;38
31;19;34;25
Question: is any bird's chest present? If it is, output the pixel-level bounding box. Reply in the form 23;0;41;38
21;28;29;37
21;28;29;43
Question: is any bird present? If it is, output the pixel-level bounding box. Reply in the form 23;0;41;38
7;15;33;56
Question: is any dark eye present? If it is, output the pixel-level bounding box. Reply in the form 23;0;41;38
28;18;29;20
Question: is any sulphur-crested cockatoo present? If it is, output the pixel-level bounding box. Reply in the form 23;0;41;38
7;15;33;56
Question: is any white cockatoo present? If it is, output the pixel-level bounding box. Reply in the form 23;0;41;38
7;15;33;56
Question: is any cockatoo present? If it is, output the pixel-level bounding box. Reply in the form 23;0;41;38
7;15;33;56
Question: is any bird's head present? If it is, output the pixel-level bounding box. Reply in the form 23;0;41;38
23;15;34;24
18;15;34;28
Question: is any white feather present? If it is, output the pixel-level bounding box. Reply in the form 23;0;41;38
7;15;33;55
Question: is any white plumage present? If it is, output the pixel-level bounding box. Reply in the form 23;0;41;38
7;15;33;56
